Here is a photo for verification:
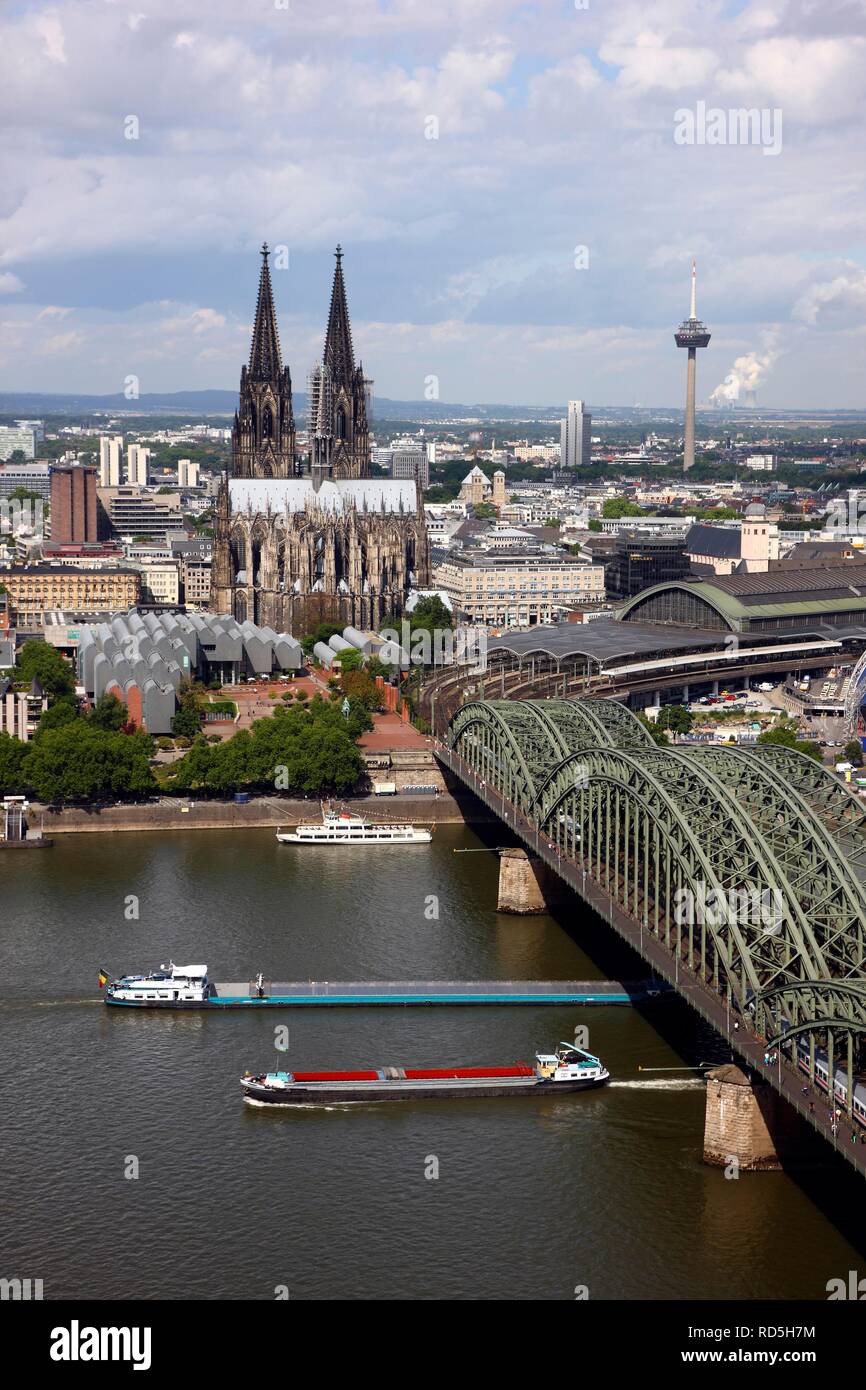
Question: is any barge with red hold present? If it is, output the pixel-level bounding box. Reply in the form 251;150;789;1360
240;1041;610;1104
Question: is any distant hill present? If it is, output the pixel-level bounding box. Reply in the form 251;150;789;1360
0;389;568;421
1;390;862;423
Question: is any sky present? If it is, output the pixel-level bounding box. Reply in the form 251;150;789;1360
0;0;865;408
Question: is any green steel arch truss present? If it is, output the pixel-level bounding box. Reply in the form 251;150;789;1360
446;696;866;1112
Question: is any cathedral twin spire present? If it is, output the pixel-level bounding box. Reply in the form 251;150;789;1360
231;243;369;481
248;243;283;381
323;245;355;384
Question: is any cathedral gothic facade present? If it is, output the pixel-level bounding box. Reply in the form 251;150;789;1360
210;245;430;635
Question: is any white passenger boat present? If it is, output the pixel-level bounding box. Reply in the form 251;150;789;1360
276;807;432;845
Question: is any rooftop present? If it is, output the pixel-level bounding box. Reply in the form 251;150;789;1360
488;619;728;665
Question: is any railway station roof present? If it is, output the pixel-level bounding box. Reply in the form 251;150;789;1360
487;620;726;665
618;566;866;633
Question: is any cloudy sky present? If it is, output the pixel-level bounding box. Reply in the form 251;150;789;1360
1;0;864;407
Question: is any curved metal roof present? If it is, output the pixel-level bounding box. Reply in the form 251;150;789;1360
487;618;727;665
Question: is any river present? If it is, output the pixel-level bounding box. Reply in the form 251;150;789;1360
0;826;862;1300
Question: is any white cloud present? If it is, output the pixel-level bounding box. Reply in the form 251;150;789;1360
34;12;67;65
600;30;717;92
0;0;862;405
792;267;866;326
717;36;866;121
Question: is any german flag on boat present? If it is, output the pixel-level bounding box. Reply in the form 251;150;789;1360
97;967;110;989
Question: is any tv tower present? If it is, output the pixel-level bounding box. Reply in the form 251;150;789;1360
674;260;711;472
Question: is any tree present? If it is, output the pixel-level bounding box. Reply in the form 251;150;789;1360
171;684;202;738
367;654;395;680
756;719;822;763
340;669;380;716
410;595;453;635
168;696;365;796
602;498;645;519
0;732;27;793
301;621;344;657
844;740;864;768
637;713;669;746
337;647;365;673
21;724;156;802
36;699;78;735
657;704;693;736
88;693;129;732
15;640;75;701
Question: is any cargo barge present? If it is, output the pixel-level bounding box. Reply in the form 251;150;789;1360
101;963;668;1009
241;1042;610;1104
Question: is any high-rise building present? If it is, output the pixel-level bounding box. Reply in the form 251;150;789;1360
49;464;98;545
605;530;690;602
126;445;150;486
560;401;591;472
0;426;37;461
0;461;50;498
390;450;428;489
177;458;201;488
99;435;123;487
674;261;711;472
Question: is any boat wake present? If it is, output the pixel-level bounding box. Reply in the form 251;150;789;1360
243;1096;364;1111
610;1078;706;1091
0;998;102;1009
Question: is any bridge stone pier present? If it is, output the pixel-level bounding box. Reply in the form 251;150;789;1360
497;848;565;914
703;1065;799;1171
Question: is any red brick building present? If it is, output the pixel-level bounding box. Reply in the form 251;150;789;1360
50;464;98;545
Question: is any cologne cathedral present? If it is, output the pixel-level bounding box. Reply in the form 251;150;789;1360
210;245;430;634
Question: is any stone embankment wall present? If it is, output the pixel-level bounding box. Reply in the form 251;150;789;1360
33;792;494;835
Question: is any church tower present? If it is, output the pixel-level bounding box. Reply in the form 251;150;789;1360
309;246;370;480
232;244;295;478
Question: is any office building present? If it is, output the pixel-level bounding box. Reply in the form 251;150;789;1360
0;564;141;625
0;426;37;461
434;550;605;627
127;445;151;486
99;435;123;487
181;556;212;607
177;458;201;488
605;531;691;603
134;559;181;606
390;449;429;489
97;486;185;541
560;401;592;472
49;464;98;545
0;461;51;499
